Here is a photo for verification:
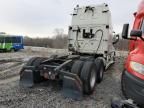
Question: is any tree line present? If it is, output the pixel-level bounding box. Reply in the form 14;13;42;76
24;34;68;49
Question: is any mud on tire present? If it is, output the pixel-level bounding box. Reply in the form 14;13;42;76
95;59;105;83
71;60;84;76
80;61;97;95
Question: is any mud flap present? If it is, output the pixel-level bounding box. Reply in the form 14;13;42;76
19;66;35;88
62;76;83;100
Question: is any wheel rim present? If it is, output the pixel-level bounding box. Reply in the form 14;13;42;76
90;68;96;88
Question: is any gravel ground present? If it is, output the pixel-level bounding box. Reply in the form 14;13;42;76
0;47;128;108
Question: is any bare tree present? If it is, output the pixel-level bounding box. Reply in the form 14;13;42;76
23;28;68;49
53;28;64;36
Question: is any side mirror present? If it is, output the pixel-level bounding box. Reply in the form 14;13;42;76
130;30;142;37
122;24;129;39
113;34;119;44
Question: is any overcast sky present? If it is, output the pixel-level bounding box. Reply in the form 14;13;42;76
0;0;142;37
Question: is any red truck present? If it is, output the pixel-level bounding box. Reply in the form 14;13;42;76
121;0;144;107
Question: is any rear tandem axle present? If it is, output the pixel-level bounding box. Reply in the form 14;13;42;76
20;55;106;99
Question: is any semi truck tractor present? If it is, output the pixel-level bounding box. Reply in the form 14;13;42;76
20;3;119;99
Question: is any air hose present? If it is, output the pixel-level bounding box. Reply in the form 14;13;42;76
95;29;104;53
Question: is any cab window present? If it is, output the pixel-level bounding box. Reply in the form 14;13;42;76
0;37;4;43
5;37;12;43
140;19;144;34
12;37;21;43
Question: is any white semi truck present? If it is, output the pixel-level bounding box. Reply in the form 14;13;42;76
20;3;119;99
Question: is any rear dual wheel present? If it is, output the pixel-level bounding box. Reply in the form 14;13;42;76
71;60;97;95
80;61;97;94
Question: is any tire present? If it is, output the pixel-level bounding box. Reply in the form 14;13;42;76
11;48;15;52
32;57;46;67
71;60;84;76
32;57;47;83
95;59;105;83
121;70;127;98
26;57;39;66
80;61;97;95
20;57;38;75
20;57;46;83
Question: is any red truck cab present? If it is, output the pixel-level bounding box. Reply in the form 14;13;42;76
121;0;144;106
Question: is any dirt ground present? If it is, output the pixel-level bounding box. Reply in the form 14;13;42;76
0;47;128;108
